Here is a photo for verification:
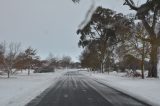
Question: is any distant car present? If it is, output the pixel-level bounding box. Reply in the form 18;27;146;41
34;66;55;73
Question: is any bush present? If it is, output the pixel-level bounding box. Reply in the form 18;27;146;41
124;70;141;77
34;66;55;73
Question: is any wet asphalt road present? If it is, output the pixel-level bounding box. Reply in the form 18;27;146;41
26;71;150;106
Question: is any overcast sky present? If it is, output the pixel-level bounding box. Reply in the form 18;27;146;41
0;0;137;61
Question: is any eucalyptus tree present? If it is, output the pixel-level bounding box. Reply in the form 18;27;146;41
124;0;160;77
77;6;132;73
73;0;160;77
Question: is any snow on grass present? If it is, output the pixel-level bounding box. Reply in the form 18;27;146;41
0;69;67;106
80;70;160;106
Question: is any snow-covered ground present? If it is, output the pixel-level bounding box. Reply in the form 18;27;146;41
80;70;160;106
1;68;160;106
0;69;67;106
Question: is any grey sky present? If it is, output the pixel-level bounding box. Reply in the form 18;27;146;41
0;0;136;61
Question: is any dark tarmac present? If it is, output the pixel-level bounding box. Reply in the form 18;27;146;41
26;71;150;106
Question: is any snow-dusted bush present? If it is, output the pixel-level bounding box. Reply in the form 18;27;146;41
124;70;141;77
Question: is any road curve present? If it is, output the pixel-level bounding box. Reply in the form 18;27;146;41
26;71;150;106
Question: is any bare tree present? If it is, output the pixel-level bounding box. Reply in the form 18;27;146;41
0;42;5;71
61;56;72;69
46;53;54;62
0;42;21;78
122;23;151;78
46;53;60;69
134;23;151;79
7;42;21;74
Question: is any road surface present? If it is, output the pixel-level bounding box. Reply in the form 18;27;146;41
26;71;150;106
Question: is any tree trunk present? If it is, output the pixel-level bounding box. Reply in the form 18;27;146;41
148;44;158;77
108;66;110;75
141;55;145;79
7;70;10;78
101;63;104;73
141;41;145;79
28;69;30;76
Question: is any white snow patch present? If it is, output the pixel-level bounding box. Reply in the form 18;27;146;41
80;70;160;106
0;69;67;106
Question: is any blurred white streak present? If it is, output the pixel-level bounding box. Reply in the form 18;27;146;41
78;0;96;29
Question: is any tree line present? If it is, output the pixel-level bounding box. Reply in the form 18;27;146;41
0;42;80;78
73;0;160;78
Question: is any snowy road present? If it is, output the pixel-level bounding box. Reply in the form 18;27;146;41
26;71;150;106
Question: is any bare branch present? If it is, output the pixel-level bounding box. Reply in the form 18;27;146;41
135;34;151;42
142;19;156;38
152;6;159;30
124;0;138;11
